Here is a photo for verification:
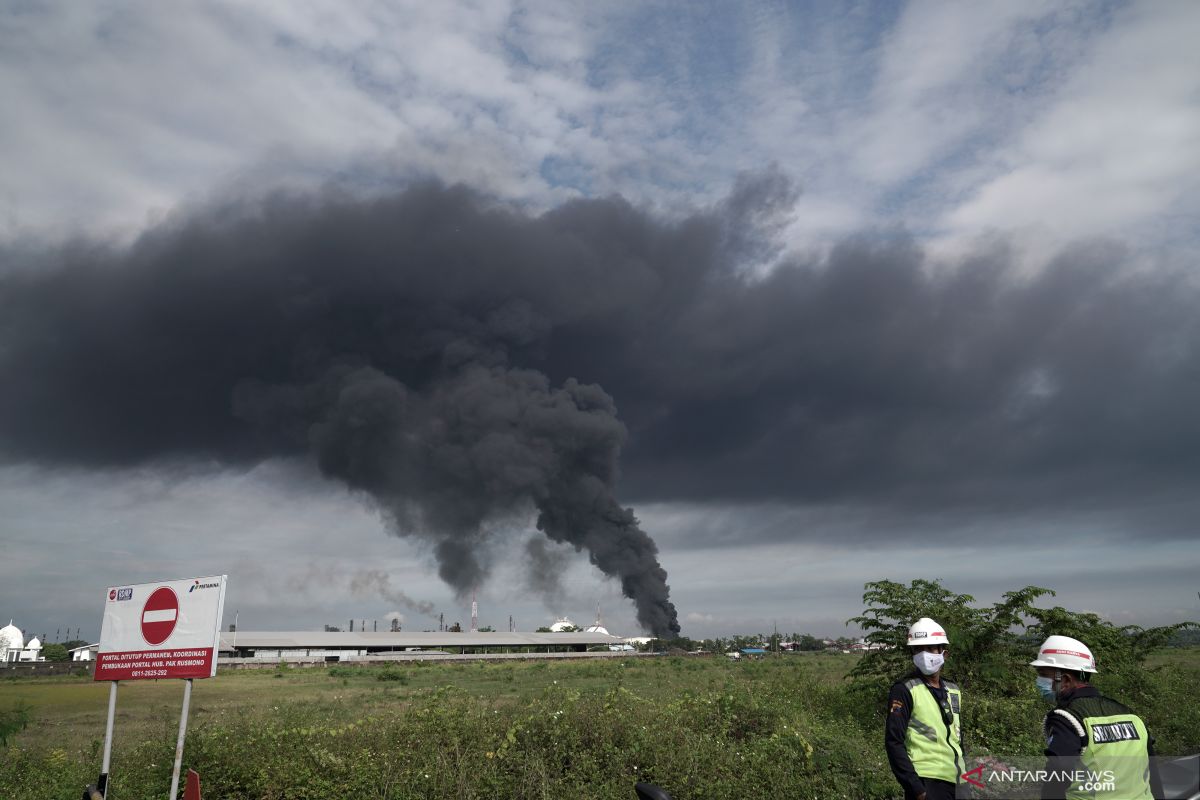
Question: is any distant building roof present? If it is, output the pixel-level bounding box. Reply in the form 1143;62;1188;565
218;630;622;651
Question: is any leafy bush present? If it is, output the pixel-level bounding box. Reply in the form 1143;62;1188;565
848;579;1055;694
846;578;1199;755
40;644;69;663
376;669;409;684
0;702;30;746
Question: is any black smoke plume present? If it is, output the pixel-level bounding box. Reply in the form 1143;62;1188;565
0;181;697;636
348;569;438;619
3;173;1200;633
525;537;571;608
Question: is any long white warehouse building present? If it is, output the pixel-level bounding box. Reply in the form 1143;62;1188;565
218;630;630;663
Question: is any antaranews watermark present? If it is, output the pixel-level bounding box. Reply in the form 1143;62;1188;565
948;755;1195;799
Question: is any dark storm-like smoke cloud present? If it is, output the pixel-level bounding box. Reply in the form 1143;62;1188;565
2;175;1200;624
0;181;693;636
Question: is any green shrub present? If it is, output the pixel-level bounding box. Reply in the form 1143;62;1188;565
40;644;69;663
376;669;409;684
846;578;1197;757
0;702;31;746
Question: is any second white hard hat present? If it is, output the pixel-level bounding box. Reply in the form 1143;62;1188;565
907;617;949;646
1029;635;1098;673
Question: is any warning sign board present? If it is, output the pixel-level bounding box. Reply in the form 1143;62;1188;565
95;575;227;682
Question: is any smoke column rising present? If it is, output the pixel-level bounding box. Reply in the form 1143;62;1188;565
348;569;438;619
6;172;1200;634
0;181;695;635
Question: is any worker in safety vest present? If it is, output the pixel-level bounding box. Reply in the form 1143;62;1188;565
886;617;965;800
1031;635;1164;800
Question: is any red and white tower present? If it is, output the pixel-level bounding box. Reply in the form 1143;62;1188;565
470;588;479;633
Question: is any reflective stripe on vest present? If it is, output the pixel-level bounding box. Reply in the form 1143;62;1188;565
904;678;964;784
1059;703;1153;800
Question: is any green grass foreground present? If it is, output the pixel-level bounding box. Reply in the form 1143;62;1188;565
1;651;1196;799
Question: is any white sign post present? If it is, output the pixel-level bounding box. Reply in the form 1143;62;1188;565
94;575;227;799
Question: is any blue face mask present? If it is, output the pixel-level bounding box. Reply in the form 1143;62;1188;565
1036;676;1056;701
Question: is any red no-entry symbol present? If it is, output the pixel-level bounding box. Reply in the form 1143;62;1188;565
141;587;179;645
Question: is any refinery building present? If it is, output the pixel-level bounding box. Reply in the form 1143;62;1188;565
218;629;632;664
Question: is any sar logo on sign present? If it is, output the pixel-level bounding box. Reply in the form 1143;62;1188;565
141;586;180;645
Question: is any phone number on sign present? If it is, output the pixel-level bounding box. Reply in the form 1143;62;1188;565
130;669;170;678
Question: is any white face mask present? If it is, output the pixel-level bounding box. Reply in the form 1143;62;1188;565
913;651;945;676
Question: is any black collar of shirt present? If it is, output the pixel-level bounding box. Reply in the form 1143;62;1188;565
1056;684;1099;706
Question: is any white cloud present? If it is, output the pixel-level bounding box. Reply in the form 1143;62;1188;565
0;2;609;240
850;1;1044;186
5;1;1192;261
937;2;1200;259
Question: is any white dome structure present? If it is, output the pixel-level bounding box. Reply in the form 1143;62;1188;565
1;621;24;663
0;621;23;649
18;635;43;662
584;605;610;637
17;638;42;662
549;617;576;632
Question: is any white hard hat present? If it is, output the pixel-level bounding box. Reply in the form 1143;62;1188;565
1029;635;1097;673
906;617;949;646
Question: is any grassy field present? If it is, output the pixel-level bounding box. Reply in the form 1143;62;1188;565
0;649;1194;799
0;652;861;749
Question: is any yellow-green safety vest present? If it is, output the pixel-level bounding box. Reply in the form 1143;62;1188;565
1049;695;1153;800
904;677;964;785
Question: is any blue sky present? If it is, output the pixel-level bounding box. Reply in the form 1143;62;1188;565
1;1;1198;640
